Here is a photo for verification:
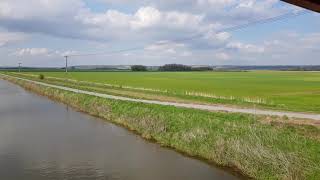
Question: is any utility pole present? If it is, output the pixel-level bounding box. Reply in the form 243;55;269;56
18;63;22;73
64;56;68;73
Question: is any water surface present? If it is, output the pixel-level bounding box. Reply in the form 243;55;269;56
0;80;239;180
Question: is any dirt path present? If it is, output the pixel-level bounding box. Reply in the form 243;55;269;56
2;74;320;121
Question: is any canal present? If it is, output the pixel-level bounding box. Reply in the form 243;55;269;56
0;80;239;180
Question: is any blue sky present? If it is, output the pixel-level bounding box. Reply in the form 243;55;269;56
0;0;319;67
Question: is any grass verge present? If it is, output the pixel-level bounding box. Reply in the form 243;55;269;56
2;75;320;180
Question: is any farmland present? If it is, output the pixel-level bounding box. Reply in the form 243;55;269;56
22;71;320;113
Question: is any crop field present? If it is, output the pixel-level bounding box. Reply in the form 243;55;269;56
21;71;320;113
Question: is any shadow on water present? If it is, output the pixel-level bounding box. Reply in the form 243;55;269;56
0;80;245;180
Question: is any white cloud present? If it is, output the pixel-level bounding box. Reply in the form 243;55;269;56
78;6;207;38
131;7;162;29
264;33;320;54
214;52;230;60
227;42;265;53
215;32;231;41
300;33;320;45
0;0;84;19
99;0;293;24
197;0;236;7
145;41;191;57
0;0;293;43
60;50;79;57
0;31;27;47
13;48;78;57
14;48;50;56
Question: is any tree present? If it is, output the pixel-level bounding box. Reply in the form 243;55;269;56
159;64;192;71
131;65;147;71
191;66;213;71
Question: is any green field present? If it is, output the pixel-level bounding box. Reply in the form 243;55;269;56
23;71;320;113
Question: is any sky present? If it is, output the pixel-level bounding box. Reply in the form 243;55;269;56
0;0;319;67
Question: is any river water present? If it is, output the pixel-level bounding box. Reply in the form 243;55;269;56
0;80;239;180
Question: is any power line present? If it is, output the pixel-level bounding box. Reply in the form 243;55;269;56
68;47;144;57
217;10;310;32
66;10;310;58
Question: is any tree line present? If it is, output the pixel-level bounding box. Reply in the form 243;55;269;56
131;64;213;72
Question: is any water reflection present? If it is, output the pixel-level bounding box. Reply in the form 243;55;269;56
0;80;239;180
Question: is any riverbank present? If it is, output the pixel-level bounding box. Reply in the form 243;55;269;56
0;79;237;180
2;75;320;179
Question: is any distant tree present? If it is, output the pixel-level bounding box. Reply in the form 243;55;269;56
131;65;147;72
159;64;192;71
191;66;213;71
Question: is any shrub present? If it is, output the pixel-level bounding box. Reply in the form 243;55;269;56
39;74;45;80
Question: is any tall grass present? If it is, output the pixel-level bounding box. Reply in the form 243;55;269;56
4;76;320;180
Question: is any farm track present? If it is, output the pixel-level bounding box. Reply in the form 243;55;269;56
2;74;320;121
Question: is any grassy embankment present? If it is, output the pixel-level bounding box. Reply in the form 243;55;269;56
2;75;320;180
20;71;320;113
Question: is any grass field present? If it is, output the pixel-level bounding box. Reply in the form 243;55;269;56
3;75;320;180
24;71;320;113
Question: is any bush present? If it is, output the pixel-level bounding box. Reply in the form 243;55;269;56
39;74;45;80
131;65;147;72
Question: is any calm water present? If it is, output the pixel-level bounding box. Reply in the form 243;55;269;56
0;80;239;180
